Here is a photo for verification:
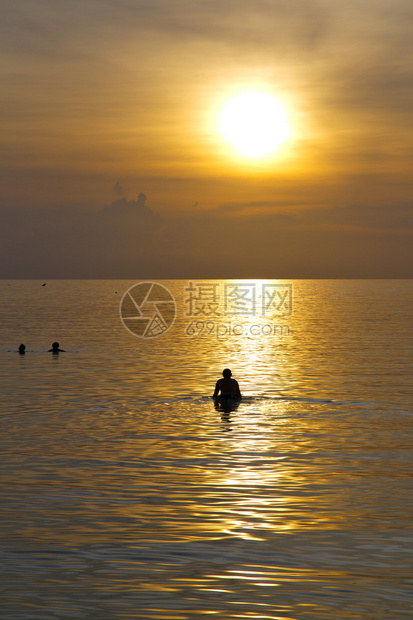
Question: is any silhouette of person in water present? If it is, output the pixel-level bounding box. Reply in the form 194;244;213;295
49;342;65;353
213;368;241;399
18;344;26;354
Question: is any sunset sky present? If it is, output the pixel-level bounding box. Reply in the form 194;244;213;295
1;0;412;277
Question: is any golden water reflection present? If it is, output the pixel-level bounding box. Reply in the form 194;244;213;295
1;280;412;619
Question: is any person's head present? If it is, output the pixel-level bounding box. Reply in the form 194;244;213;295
222;368;232;378
18;344;26;353
51;342;60;350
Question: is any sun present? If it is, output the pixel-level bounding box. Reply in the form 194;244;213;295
219;92;290;158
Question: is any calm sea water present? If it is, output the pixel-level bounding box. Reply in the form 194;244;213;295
0;279;412;620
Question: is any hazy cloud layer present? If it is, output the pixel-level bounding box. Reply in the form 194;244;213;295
1;0;413;276
1;196;412;278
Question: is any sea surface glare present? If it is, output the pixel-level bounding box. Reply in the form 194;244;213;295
0;279;412;619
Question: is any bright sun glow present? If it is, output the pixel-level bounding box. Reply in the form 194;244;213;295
220;92;290;158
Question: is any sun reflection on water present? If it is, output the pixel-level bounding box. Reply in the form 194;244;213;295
1;280;412;619
196;397;315;543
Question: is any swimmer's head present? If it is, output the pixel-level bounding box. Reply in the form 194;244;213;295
52;342;60;350
222;368;232;378
18;344;26;353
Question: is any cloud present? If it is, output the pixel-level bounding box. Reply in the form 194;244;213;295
304;202;413;232
217;200;309;213
0;195;163;278
1;195;412;278
113;180;127;197
1;0;413;278
102;193;154;218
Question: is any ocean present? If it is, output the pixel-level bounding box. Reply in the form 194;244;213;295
0;279;412;619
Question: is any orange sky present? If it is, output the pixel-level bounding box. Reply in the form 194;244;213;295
1;0;412;276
